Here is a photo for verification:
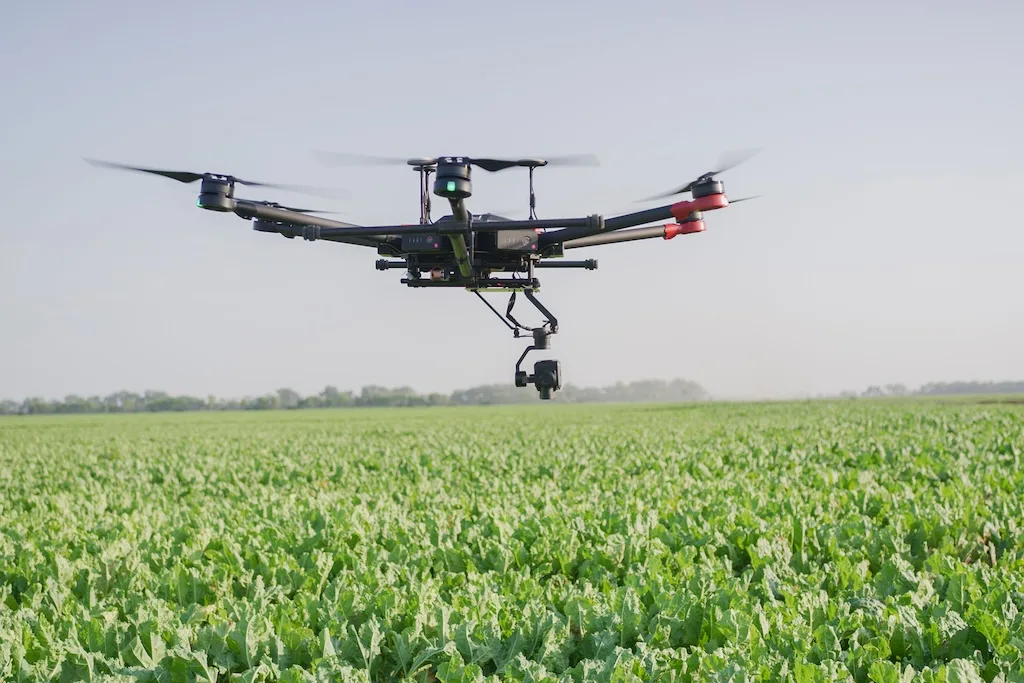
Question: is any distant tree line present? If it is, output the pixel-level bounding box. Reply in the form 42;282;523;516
0;379;710;415
5;379;1021;416
914;381;1024;396
835;380;1024;399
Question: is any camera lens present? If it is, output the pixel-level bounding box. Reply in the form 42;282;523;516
531;359;561;399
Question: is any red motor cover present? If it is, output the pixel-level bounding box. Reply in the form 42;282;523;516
664;221;706;239
669;193;728;222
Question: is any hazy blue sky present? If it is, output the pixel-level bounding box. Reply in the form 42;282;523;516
2;0;1022;401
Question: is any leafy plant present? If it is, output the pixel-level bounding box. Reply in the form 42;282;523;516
1;400;1022;681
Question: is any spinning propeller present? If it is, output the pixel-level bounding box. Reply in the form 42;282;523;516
83;158;347;200
312;151;600;172
250;201;344;215
639;148;762;202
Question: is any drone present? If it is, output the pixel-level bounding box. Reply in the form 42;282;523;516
85;150;759;399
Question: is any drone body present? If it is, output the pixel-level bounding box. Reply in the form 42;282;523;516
86;150;759;399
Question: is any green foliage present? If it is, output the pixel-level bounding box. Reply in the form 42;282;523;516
1;400;1023;681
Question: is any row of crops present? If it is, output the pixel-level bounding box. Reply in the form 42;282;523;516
1;399;1023;680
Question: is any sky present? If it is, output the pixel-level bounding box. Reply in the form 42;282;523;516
2;0;1022;401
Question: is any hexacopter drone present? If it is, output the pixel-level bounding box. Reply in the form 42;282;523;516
86;149;759;399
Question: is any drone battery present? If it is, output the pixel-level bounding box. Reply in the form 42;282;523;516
402;234;445;252
496;229;539;252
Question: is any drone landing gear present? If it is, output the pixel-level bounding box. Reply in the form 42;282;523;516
475;287;562;400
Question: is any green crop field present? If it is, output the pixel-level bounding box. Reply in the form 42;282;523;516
2;399;1023;682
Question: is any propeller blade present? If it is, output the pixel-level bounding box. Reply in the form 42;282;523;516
710;148;761;177
637;147;761;201
233;178;348;199
469;158;521;172
471;154;600;172
312;151;436;167
312;151;599;172
85;158;348;199
84;158;204;184
250;200;345;215
289;207;344;214
543;153;602;166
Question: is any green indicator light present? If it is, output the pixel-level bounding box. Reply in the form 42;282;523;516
446;180;456;192
197;198;203;207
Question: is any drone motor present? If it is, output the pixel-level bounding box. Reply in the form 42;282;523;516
691;178;725;199
197;177;235;212
433;158;472;199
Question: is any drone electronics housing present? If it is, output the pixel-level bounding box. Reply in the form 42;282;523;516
86;149;760;400
495;228;540;252
401;233;445;252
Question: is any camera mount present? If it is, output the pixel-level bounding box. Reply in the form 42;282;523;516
475;285;562;399
514;328;561;400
